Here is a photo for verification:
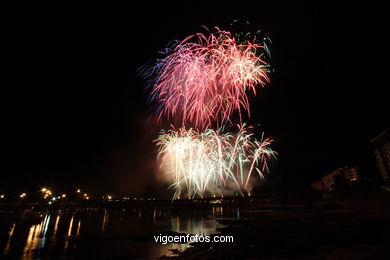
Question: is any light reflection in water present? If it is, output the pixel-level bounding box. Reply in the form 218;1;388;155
48;214;61;255
1;207;239;259
76;220;81;236
38;215;50;250
67;216;74;236
52;215;60;237
173;216;180;232
169;207;225;236
101;210;109;233
3;223;16;255
23;222;42;257
64;215;74;251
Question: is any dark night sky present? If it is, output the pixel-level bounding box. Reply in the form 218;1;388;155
4;2;388;195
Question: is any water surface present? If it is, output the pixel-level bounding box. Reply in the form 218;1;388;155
1;207;240;259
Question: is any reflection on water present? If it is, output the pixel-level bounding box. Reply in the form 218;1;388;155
3;223;15;255
76;220;81;236
53;215;60;237
1;206;239;259
101;209;108;233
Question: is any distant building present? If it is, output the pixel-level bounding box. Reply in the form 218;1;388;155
370;130;390;182
313;166;359;191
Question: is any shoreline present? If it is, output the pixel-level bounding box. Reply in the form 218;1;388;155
160;209;390;259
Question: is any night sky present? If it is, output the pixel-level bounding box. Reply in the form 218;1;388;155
4;2;387;196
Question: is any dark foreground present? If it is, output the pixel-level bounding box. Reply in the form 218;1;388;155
1;208;390;259
162;209;390;260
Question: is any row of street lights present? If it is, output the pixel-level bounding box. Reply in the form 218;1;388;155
1;188;157;202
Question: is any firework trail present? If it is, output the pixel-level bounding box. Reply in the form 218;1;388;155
155;124;276;199
140;27;271;129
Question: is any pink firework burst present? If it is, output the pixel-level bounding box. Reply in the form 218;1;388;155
141;27;271;129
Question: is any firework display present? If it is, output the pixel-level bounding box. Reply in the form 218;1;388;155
156;124;275;199
141;26;276;199
140;27;271;129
